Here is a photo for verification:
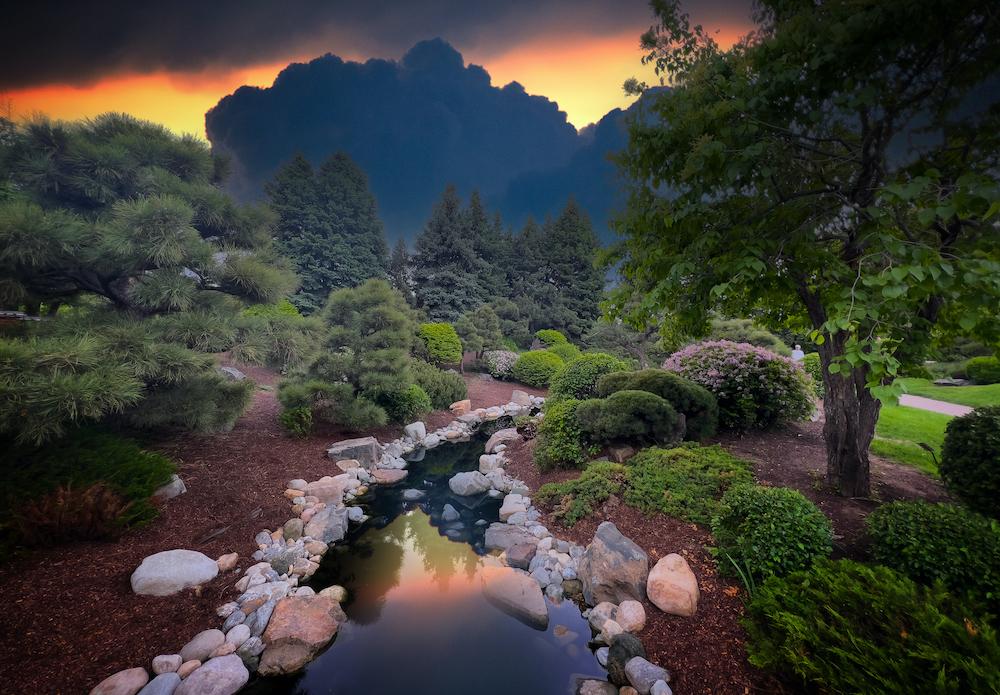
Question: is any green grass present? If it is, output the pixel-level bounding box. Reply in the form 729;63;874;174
871;404;951;475
895;377;1000;409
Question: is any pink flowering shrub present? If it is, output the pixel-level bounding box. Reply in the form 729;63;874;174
482;350;519;379
663;340;813;431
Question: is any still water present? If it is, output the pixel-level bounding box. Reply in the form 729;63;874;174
245;436;608;695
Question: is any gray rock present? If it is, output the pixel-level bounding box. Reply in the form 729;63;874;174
448;471;491;496
484;427;520;453
179;630;225;663
225;624;251;648
152;474;187;502
137;673;180;695
506;542;537;571
303;505;349;544
346;506;365;522
651;681;673;695
152;655;182;675
484;523;535;551
510;390;532;406
625;657;671;695
251;599;277;637
175;655;248;695
218;366;246;381
326;436;380;468
282;518;303;541
481;565;549;629
577;680;617;695
442;504;460;522
268;548;302;575
578;521;649;605
595;647;609;667
131;550;219;597
254;531;272;545
403;421;426;440
607;633;646;686
221;610;246;633
402;488;426;501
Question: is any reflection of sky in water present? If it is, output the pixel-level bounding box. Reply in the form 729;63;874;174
244;438;607;695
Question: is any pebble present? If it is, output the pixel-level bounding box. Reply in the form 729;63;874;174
216;553;239;572
210;641;237;658
151;654;182;675
596;647;609;667
176;660;201;679
215;602;238;619
137;673;180;695
226;624;251;648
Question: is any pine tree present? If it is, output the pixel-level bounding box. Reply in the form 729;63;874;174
464;191;508;298
388;237;412;302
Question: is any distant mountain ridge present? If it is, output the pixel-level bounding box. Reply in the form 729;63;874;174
206;38;646;244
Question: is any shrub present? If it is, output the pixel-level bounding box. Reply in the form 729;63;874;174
867;501;1000;612
663;340;813;431
940;406;1000;519
745;559;1000;693
801;352;824;397
576;391;682;446
418;322;463;366
536;462;628;525
481;350;518;379
152;310;236;352
410;359;467;409
548;342;583;362
596;369;719;440
513;414;539;439
533;399;597;470
708;318;791;356
278;379;388;430
125;371;254;433
512;350;565;387
624;445;753;524
712;485;832;582
230;313;323;371
380;384;433;422
13;483;134;544
242;297;301;318
548;352;631;401
535;329;568;346
966;356;1000;384
279;406;313;437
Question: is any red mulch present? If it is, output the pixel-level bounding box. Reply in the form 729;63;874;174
0;368;541;694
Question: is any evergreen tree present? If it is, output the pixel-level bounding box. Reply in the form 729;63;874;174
388;237;412;303
465;191;508;298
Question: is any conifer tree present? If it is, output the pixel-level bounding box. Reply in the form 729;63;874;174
388;237;412;302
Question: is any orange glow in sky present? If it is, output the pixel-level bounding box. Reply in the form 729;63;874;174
1;28;746;138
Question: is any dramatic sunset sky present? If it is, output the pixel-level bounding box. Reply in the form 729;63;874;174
1;0;753;136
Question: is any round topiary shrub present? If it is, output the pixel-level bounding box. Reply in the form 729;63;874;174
940;406;1000;519
535;329;568;347
966;356;1000;384
866;501;1000;612
712;484;833;582
533;399;597;470
481;350;518;379
512;350;565;387
548;353;631;401
596;368;719;440
745;559;1000;694
575;390;682;446
417;322;463;366
663;340;813;431
380;384;433;422
548;342;583;363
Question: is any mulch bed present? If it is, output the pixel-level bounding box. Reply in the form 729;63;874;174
0;368;542;694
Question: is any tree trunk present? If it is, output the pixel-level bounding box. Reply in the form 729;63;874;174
818;343;881;497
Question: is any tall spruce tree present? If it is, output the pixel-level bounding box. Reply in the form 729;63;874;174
388;237;412;303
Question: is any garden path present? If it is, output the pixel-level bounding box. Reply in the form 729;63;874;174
898;394;972;417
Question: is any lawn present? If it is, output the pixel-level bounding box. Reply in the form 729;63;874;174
896;378;1000;409
871;404;952;476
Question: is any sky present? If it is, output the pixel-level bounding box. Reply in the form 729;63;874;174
1;0;753;136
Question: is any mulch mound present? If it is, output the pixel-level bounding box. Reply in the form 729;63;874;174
0;368;540;694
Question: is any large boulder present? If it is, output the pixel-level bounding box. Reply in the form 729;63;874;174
131;550;219;596
484;523;535;551
326;437;380;469
175;654;248;695
480;565;549;629
646;554;699;616
510;390;532;406
578;522;649;605
89;667;148;695
485;428;520;454
448;471;491;496
259;595;341;675
403;421;426;440
303;506;349;544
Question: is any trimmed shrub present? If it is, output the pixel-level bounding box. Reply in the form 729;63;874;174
966;356;1000;384
481;350;518;379
535;329;568;346
278;379;388;430
597;369;719;440
708;318;791;356
940;406;1000;519
712;485;833;582
512;350;565;387
664;340;813;431
576;390;682;446
801;352;824;397
867;501;1000;612
380;384;433;422
536;462;628;525
548;352;631;401
410;360;467;409
279;405;313;437
533;399;597;470
418;322;463;366
624;445;753;524
548;342;583;363
242;297;301;318
745;559;1000;693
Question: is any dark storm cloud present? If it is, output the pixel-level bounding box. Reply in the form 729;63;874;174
0;0;752;89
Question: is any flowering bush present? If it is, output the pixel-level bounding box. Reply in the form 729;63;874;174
663;340;813;430
481;350;519;379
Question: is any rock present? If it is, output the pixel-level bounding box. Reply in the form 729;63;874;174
218;366;246;381
577;680;617;695
607;633;646;686
372;468;408;484
318;585;347;602
484;523;535;551
89;667;149;695
131;550;219;596
303;505;349;544
251;599;278;637
480;565;549;629
651;681;673;695
448;471;491;496
485;427;520;454
287;479;308;490
176;661;200;679
402;488;425;501
578;522;648;605
179;630;225;663
225;624;251;648
237;636;264;660
510;390;532;406
216;553;238;573
499;500;527;521
587;601;619;632
506;542;537;570
403;421;426;440
609;445;636;463
600;619;624;643
175;655;248;695
137;673;180;695
620;689;639;695
449;399;472;415
646;554;699;617
625;657;671;695
617;600;647;633
259;596;341;675
304;541;328;556
152;655;182;675
283;518;304;541
210;642;237;658
152;474;187;502
442;503;460;522
304;477;350;505
479;454;502;473
595;647;609;667
326;436;380;468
